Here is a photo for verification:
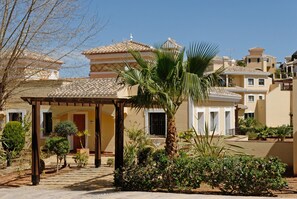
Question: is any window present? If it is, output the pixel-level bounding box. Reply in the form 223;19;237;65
259;95;264;100
197;112;205;133
225;111;231;135
42;112;52;137
149;112;166;136
248;78;254;86
257;58;260;63
248;58;251;63
210;111;218;132
244;113;254;119
248;95;254;102
8;112;22;122
258;79;265;86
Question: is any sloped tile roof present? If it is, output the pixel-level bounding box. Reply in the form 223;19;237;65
161;37;182;50
1;50;63;64
223;66;270;75
83;40;154;55
210;87;241;99
48;78;123;98
21;50;63;64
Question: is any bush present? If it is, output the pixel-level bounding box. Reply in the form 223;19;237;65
179;125;242;157
116;152;287;195
72;152;88;168
116;150;202;191
123;128;155;167
274;125;292;141
44;136;70;172
206;156;287;195
54;121;77;137
2;121;25;166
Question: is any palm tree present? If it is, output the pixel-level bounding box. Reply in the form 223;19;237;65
117;42;223;157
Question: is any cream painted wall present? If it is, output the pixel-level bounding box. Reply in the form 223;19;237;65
193;101;235;135
256;100;266;125
265;85;291;127
225;140;293;168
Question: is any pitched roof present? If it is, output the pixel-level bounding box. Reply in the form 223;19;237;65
161;37;182;50
82;40;154;55
223;66;270;75
1;49;63;64
21;50;63;64
209;87;241;99
48;78;123;98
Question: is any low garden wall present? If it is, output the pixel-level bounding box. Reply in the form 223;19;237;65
225;140;293;170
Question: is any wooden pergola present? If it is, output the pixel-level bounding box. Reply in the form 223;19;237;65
21;96;128;185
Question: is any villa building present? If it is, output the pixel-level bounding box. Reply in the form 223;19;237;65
3;38;293;157
243;47;277;74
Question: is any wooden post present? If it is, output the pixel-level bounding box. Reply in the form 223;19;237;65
32;101;41;185
114;101;124;170
95;104;102;168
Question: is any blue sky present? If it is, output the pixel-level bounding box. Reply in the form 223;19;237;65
61;0;297;77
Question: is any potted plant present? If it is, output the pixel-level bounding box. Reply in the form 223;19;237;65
76;130;90;156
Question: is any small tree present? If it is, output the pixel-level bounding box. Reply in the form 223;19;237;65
54;121;77;137
1;121;25;167
53;121;77;167
44;136;69;172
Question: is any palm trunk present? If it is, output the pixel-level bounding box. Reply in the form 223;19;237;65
165;116;178;158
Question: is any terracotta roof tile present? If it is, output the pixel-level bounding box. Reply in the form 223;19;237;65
83;40;154;55
48;78;122;98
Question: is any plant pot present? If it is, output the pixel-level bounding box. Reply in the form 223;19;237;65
76;148;89;156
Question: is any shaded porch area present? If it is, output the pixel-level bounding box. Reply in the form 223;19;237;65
22;96;127;185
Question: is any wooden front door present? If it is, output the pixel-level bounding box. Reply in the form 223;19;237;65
73;114;86;150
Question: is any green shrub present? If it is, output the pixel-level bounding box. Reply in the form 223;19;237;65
179;124;242;157
206;156;287;195
44;136;69;172
107;158;114;167
72;152;88;168
116;151;202;191
274;125;292;141
54;121;77;137
239;118;262;135
2;121;25;166
124;128;155;167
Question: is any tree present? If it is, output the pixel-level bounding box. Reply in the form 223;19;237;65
117;42;223;157
54;120;77;167
0;0;102;117
44;136;69;172
54;120;78;137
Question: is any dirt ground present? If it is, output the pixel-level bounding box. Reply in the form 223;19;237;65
1;166;297;198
